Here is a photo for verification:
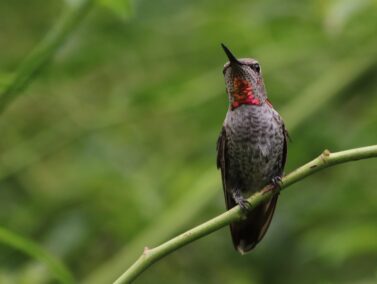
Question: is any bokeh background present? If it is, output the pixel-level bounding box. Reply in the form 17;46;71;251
1;0;377;283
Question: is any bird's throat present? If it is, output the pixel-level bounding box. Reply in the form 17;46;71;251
231;78;260;110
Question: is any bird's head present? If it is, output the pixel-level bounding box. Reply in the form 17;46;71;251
221;44;268;110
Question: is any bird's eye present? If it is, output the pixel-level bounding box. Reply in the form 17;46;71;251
250;63;260;73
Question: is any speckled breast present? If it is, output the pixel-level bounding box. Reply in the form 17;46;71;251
224;103;285;195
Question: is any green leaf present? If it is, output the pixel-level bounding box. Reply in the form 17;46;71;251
323;0;373;35
96;0;133;20
0;73;14;92
302;223;377;266
0;226;75;284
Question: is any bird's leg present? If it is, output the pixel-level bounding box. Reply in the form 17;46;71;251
271;176;282;187
232;189;252;211
269;175;283;194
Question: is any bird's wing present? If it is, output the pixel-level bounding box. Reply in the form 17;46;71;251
272;109;288;173
216;127;236;211
281;122;288;171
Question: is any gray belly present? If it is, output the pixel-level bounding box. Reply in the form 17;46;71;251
225;105;284;195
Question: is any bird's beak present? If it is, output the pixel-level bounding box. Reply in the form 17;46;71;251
221;43;241;65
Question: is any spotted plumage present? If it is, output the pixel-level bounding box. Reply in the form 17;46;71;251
217;44;287;253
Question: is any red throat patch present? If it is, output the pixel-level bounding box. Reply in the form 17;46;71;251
231;78;260;110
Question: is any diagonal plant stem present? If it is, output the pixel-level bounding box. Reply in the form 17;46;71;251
113;145;377;284
84;38;377;284
0;0;94;114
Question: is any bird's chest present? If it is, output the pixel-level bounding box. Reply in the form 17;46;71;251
224;105;283;190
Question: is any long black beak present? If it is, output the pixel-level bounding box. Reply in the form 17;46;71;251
221;43;241;65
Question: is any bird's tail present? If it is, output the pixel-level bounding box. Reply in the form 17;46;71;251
228;195;278;254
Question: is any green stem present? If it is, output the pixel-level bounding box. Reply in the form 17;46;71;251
113;145;377;284
85;38;377;284
0;0;94;114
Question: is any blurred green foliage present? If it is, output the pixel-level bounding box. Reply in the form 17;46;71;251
0;0;377;283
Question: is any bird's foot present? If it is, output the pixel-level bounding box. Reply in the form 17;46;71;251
271;176;282;189
265;176;282;195
233;191;252;211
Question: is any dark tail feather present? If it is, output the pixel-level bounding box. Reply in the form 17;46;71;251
228;195;278;254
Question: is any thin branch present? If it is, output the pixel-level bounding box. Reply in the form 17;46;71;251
114;145;377;284
86;40;377;284
0;0;94;114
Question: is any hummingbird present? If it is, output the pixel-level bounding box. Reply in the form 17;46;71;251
217;44;288;254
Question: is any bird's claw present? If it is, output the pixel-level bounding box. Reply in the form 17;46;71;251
271;176;282;189
264;176;283;196
233;191;252;211
238;199;252;211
